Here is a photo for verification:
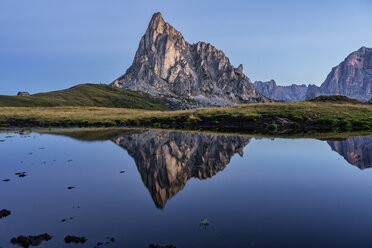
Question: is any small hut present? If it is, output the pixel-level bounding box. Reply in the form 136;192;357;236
17;92;30;96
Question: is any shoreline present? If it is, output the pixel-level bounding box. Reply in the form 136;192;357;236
1;101;371;135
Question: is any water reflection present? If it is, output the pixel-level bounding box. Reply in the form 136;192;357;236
113;130;250;208
2;130;372;247
327;137;372;170
50;129;372;207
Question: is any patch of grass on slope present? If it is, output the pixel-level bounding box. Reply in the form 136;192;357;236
0;84;169;110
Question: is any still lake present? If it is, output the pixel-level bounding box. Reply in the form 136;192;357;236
1;129;372;248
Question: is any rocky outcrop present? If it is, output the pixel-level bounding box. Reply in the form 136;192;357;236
111;13;269;109
254;80;310;102
307;47;372;101
113;130;250;208
255;47;372;102
327;136;372;170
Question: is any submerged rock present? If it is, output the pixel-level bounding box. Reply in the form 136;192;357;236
0;209;11;218
15;172;27;178
64;235;87;244
94;237;116;247
149;244;176;248
10;233;52;247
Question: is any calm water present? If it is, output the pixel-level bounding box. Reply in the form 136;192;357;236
1;129;372;248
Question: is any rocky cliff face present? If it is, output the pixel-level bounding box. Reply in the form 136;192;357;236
254;47;372;102
254;80;310;102
111;13;269;109
113;130;250;208
327;136;372;170
306;47;372;101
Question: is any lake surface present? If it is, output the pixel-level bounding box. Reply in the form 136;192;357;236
1;129;372;248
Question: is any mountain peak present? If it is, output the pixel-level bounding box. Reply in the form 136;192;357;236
148;12;165;30
112;13;269;108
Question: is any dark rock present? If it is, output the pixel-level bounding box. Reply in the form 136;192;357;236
64;235;87;244
10;233;52;247
119;171;125;173
149;244;176;248
2;179;10;182
67;186;75;190
0;209;11;218
15;172;27;178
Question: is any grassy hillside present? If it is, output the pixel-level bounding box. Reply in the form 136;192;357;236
1;101;372;134
0;84;170;110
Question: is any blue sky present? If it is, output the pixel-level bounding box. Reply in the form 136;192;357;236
0;0;371;95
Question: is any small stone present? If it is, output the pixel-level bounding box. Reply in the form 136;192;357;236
0;209;11;218
10;233;52;247
64;235;87;244
15;172;27;178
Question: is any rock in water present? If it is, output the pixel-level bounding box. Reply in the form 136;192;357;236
64;235;87;244
111;12;269;109
0;209;11;218
10;233;52;247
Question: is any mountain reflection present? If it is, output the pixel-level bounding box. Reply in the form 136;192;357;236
113;130;251;208
44;129;372;205
327;136;372;170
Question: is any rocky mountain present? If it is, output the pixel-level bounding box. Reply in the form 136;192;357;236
254;80;310;102
113;130;250;208
111;12;269;109
255;47;372;102
306;46;372;101
327;136;372;170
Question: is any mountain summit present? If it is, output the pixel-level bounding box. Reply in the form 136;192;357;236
111;12;268;108
306;46;372;101
254;46;372;102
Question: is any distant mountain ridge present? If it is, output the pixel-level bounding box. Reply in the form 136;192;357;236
254;80;312;102
255;47;372;102
111;12;269;109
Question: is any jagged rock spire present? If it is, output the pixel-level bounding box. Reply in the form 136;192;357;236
112;12;269;109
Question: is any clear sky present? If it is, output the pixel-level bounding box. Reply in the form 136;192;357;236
1;0;371;95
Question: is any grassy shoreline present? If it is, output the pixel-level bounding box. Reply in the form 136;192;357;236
1;101;372;134
2;127;372;141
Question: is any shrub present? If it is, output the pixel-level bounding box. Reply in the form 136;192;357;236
153;122;161;128
267;123;277;132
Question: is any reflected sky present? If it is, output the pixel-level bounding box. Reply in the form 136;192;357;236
1;130;372;247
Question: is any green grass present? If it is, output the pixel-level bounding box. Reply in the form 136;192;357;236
1;100;372;134
0;84;170;110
